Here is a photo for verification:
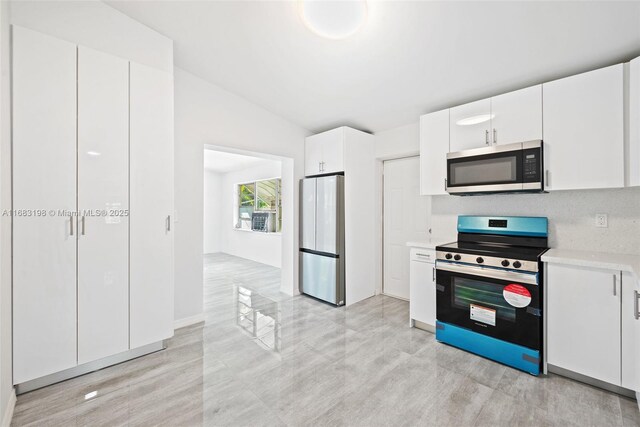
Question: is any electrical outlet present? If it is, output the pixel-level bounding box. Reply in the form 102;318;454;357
595;214;608;228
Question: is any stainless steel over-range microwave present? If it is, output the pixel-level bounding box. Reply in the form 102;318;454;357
446;140;544;195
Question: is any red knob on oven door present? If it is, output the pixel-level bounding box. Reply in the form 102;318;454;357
476;257;484;264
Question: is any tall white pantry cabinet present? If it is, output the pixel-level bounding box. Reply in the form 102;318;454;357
12;26;174;389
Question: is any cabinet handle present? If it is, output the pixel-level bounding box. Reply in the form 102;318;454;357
444;178;447;191
493;128;497;144
613;274;617;296
69;216;74;236
322;161;325;172
545;170;550;188
485;130;489;145
81;215;86;236
167;215;171;232
635;290;640;320
318;161;322;172
432;267;435;282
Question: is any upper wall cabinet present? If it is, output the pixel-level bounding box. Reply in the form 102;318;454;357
420;109;449;195
305;127;345;176
449;99;491;152
630;57;640;187
449;86;542;152
490;85;542;146
543;64;624;191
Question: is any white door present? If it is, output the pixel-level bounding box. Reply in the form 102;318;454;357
304;135;323;176
130;62;174;348
622;272;639;391
12;26;78;383
543;64;624;191
420;109;449;195
409;248;436;327
490;85;542;145
449;99;492;152
547;264;621;385
321;128;345;175
77;46;130;364
383;157;430;300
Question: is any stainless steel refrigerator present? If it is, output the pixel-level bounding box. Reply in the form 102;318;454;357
299;175;345;306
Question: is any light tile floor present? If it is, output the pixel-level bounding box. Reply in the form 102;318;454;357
11;253;640;426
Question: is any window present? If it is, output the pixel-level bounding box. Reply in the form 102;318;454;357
236;178;281;232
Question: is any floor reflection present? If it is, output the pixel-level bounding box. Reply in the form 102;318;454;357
236;285;281;353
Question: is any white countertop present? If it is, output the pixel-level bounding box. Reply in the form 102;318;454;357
406;237;456;250
542;248;640;280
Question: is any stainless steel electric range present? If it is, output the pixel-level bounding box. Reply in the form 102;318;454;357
435;216;549;375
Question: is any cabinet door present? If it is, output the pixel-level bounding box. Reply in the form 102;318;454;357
320;127;345;175
490;85;542;145
547;264;621;385
12;26;78;383
304;135;323;176
449;99;492;152
622;272;640;391
409;251;436;327
77;46;129;364
130;62;174;348
543;64;624;191
630;57;640;187
420;110;449;195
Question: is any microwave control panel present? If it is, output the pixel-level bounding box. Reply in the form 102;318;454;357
522;147;542;183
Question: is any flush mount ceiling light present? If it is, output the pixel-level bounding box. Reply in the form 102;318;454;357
299;0;368;40
455;114;495;126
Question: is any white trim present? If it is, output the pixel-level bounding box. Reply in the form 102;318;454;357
1;388;16;427
174;313;205;330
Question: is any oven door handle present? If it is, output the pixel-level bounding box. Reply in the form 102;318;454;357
436;262;538;285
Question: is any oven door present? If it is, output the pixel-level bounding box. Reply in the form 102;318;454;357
436;262;541;350
445;141;543;194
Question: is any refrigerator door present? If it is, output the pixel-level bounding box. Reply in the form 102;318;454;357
300;178;317;251
316;175;343;255
300;251;344;305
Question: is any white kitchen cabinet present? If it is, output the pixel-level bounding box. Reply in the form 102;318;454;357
77;46;130;364
12;26;78;384
305;127;344;176
129;61;175;348
490;85;542;145
547;264;622;385
409;248;436;328
629;57;640;187
419;109;449;196
543;64;624;191
622;272;640;391
449;99;492;152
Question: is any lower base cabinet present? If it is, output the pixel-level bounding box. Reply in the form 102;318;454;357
409;247;436;328
547;263;637;389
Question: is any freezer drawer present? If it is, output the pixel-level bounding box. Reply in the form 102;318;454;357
300;251;344;306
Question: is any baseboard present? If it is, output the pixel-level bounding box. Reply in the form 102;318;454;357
174;313;205;330
1;388;16;427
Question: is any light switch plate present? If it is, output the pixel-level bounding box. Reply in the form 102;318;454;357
595;213;608;228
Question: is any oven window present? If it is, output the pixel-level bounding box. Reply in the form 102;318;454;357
453;277;516;322
449;156;517;186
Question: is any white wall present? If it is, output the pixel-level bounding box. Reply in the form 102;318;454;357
203;169;222;254
0;1;12;423
376;121;640;257
174;67;308;322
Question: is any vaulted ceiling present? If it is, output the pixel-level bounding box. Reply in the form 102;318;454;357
108;1;640;133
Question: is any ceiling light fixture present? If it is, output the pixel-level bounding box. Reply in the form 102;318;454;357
299;0;368;40
456;114;494;126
